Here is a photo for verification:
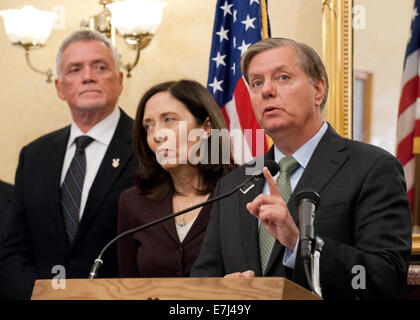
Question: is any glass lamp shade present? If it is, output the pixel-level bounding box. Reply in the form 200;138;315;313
0;5;58;46
106;0;167;36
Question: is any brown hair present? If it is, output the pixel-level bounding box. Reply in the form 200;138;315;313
133;79;237;203
241;37;329;110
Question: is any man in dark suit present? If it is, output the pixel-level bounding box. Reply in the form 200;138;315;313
191;38;412;299
0;30;136;299
0;180;13;299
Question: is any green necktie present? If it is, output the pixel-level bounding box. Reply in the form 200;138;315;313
259;156;300;274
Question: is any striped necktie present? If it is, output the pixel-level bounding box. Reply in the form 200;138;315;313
60;135;94;244
259;156;300;274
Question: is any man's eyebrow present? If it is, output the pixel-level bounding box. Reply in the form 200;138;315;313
92;59;108;64
65;59;108;67
248;65;290;79
65;62;82;68
63;62;82;73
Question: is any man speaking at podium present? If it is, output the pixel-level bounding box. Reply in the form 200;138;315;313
191;38;412;299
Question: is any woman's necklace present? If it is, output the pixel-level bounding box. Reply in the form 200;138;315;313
174;194;198;227
177;217;187;227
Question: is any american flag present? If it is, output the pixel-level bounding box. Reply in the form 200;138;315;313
207;0;270;163
397;0;420;210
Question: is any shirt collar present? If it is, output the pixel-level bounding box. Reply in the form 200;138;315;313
274;121;328;169
67;107;121;149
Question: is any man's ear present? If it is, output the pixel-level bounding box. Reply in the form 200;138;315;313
118;71;123;95
55;78;65;101
313;79;326;107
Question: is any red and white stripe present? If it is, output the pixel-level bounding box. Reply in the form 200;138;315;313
397;49;420;209
221;77;268;164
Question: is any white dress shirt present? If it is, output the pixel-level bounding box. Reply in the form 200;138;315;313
261;121;328;269
60;107;121;220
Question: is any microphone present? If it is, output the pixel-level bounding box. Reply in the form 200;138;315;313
239;160;279;194
261;159;279;176
88;159;280;279
294;189;321;296
294;189;320;262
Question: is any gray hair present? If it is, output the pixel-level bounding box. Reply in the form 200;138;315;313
241;37;329;111
56;29;120;79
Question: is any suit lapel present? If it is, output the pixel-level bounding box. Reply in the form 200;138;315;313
148;196;180;244
44;127;70;241
264;125;349;275
288;125;350;225
76;109;133;239
239;149;275;276
148;195;213;246
182;198;212;245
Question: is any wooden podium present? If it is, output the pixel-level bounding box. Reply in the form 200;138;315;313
31;277;320;300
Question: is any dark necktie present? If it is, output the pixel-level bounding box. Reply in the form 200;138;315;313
60;135;94;244
259;156;300;274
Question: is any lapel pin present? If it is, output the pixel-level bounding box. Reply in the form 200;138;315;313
112;158;120;168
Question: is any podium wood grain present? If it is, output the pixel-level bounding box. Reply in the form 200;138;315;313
31;277;320;300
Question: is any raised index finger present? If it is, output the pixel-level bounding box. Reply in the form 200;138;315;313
262;167;282;198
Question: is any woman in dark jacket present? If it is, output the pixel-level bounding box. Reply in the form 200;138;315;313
118;79;236;277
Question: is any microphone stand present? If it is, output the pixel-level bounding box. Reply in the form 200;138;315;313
302;235;324;298
294;189;323;298
311;236;324;298
88;173;264;279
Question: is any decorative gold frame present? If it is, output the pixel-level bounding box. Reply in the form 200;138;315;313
322;0;353;139
353;70;372;143
322;0;419;255
413;234;420;255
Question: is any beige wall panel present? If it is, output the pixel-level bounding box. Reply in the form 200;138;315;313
354;0;413;154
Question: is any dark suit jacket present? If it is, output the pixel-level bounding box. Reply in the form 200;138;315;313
0;108;136;299
0;180;13;299
0;181;13;240
118;187;211;277
191;124;412;299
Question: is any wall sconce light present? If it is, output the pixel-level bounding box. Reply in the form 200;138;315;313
0;0;167;82
0;5;58;83
106;0;167;77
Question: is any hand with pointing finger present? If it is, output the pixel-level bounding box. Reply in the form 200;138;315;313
246;166;299;251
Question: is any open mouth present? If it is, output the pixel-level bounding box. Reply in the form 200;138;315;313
264;106;281;114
